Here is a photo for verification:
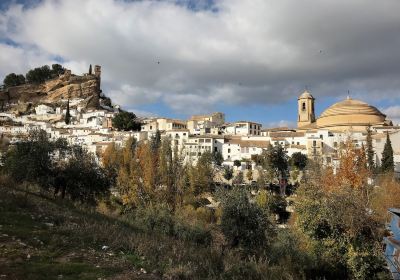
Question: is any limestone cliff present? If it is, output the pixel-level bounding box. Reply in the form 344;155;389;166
0;65;107;114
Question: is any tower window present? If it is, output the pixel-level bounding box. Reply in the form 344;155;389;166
302;102;306;111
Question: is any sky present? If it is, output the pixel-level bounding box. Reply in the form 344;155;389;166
1;0;400;127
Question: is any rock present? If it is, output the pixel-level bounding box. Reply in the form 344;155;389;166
44;223;54;227
101;245;109;250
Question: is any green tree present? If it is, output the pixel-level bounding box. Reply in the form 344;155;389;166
212;151;223;166
263;144;288;181
65;99;71;125
381;132;394;173
366;126;375;172
290;152;308;170
60;145;110;204
233;160;241;168
221;187;270;254
4;130;53;186
223;166;233;182
51;64;65;76
112;111;141;131
26;65;52;84
3;73;25;88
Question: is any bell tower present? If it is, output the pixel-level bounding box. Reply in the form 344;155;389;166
297;90;315;128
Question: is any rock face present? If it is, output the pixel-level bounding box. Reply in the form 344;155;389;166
0;66;104;113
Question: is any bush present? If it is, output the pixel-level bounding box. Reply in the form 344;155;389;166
221;188;271;253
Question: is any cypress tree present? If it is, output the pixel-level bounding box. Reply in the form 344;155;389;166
89;64;92;75
381;132;394;173
366;126;375;172
65;99;71;125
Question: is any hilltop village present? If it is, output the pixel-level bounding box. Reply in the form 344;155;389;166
0;66;399;176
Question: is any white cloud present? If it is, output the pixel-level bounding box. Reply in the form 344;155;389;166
382;106;400;126
1;0;400;115
264;120;296;129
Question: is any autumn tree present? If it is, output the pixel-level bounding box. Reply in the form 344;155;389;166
295;140;386;279
189;151;214;195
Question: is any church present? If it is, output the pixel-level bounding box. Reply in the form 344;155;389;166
296;90;392;132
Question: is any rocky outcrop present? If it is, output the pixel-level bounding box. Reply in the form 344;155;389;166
0;66;104;113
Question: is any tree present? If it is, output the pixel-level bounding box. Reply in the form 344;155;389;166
246;168;253;182
59;145;110;204
381;132;394;173
295;141;386;279
51;64;65;76
263;144;288;181
88;64;92;75
221;187;271;254
233;160;241;168
112;111;141;131
4;129;53;186
223;166;233;182
290;152;308;170
26;65;52;84
150;130;161;152
65;99;71;125
3;73;25;88
366;126;375;172
189;151;214;195
212;151;224;166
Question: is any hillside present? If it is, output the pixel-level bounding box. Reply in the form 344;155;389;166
0;186;161;279
0;66;112;115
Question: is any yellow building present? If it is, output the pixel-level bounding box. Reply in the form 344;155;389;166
297;90;392;131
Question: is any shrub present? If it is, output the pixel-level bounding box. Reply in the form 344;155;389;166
221;188;271;254
3;73;25;88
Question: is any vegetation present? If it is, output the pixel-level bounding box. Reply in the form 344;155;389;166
65;99;71;125
112;111;141;131
3;73;25;88
2;64;66;87
290;152;308;171
0;130;395;279
366;125;375;172
381;132;394;173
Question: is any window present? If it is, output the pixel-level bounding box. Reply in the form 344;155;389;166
313;140;316;147
214;147;217;152
302;102;306;111
205;139;211;143
228;148;231;153
320;135;323;139
150;126;152;130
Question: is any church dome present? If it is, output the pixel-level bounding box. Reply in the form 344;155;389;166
316;97;386;130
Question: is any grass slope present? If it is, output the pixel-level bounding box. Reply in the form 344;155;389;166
0;186;186;279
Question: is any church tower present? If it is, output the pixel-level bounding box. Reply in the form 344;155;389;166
297;90;315;128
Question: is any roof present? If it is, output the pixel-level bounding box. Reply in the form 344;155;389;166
227;138;270;148
319;97;385;119
298;90;314;99
269;131;305;138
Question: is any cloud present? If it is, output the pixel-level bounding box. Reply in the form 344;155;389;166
264;120;296;129
1;0;400;116
382;106;400;126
